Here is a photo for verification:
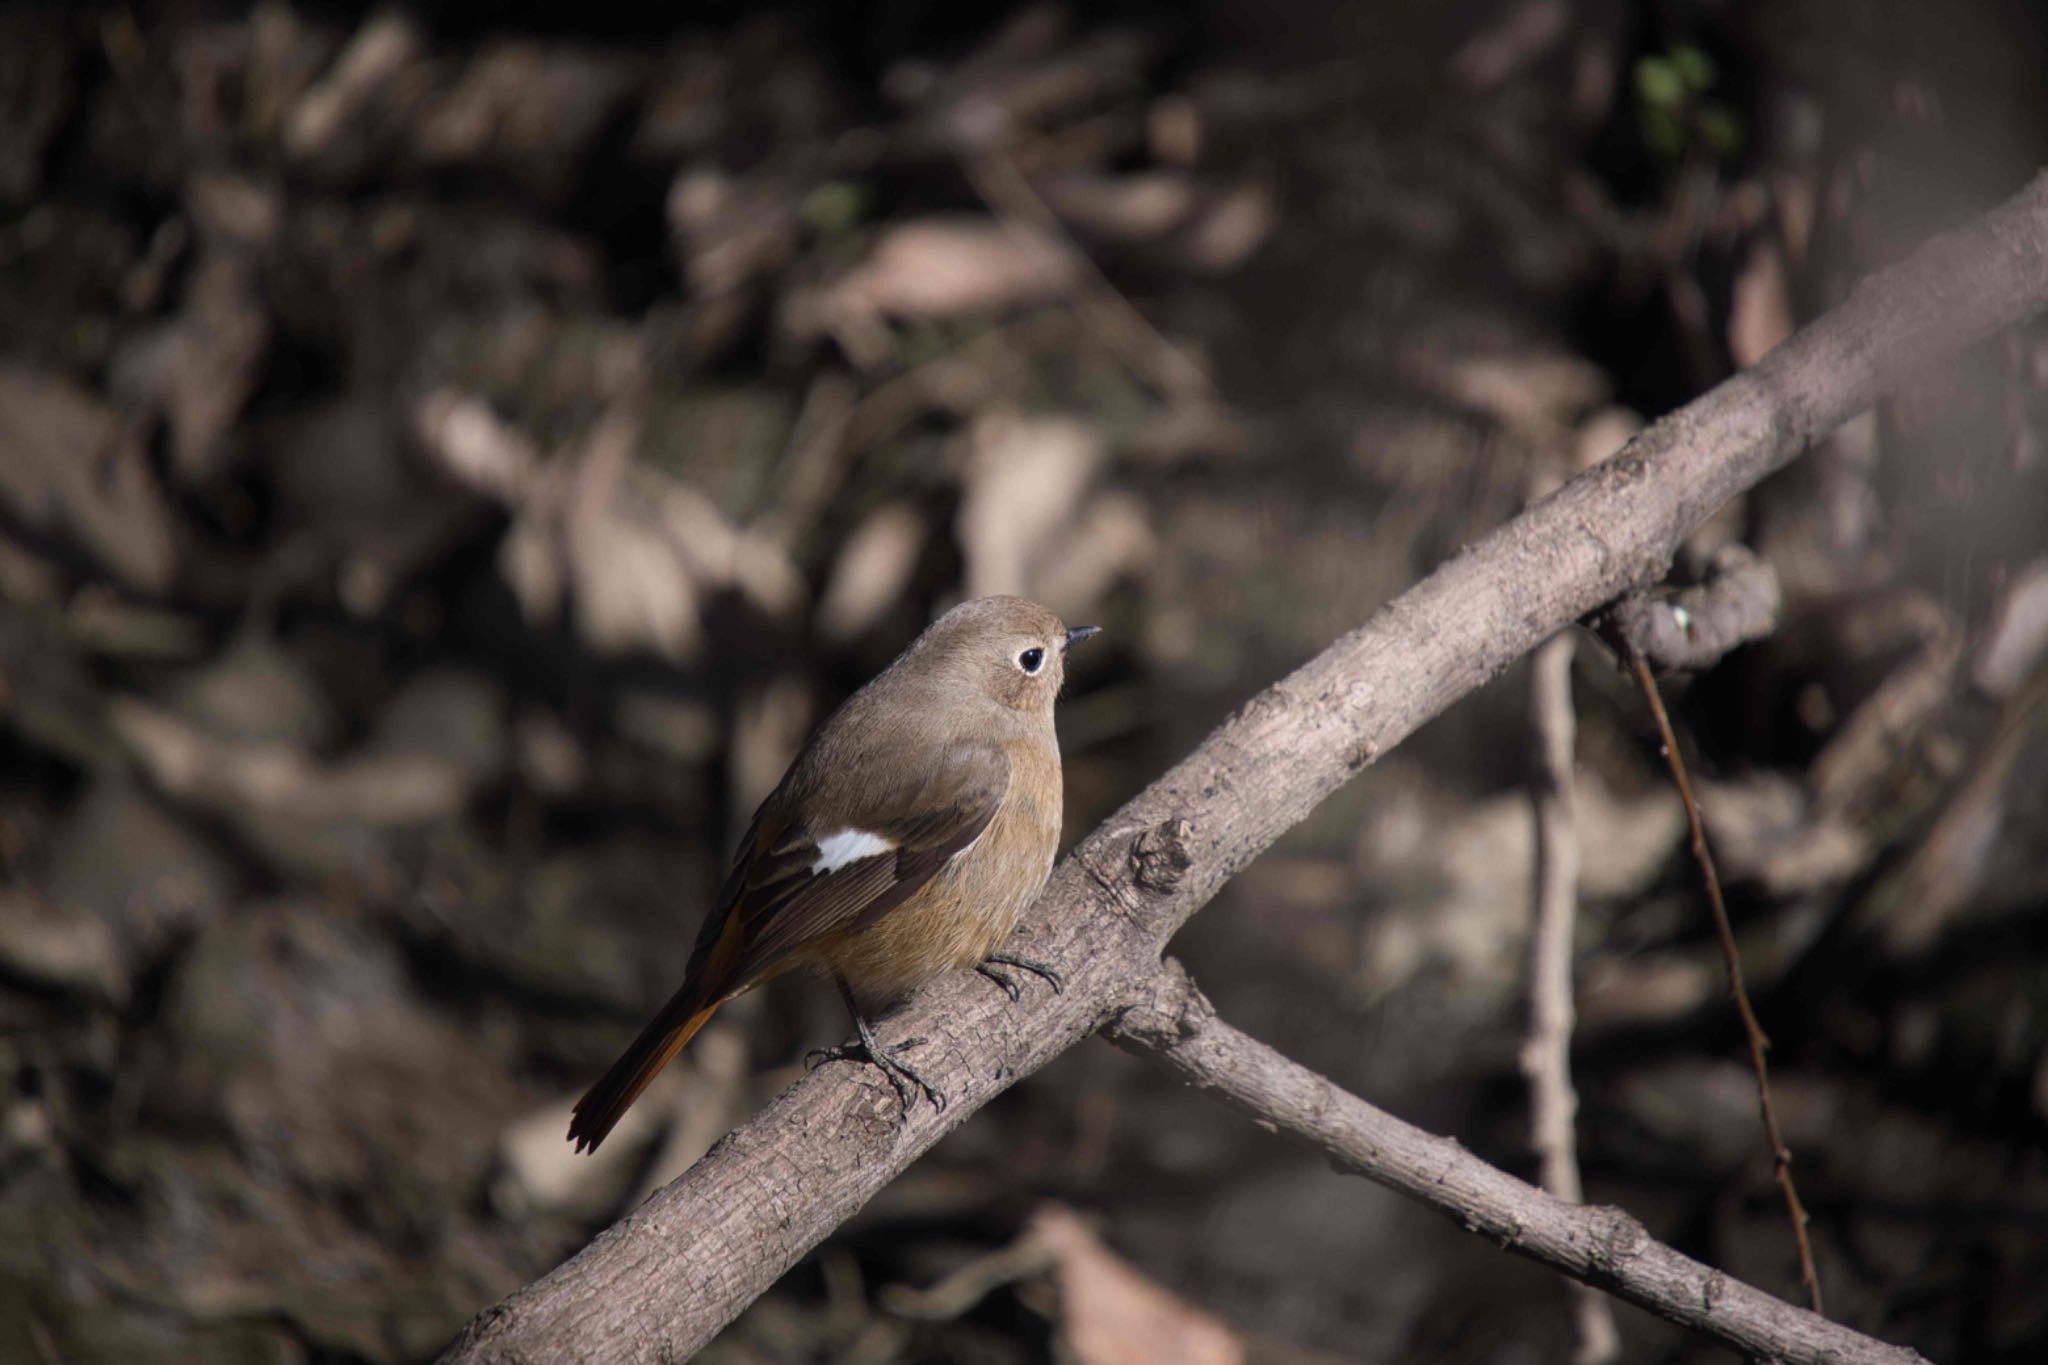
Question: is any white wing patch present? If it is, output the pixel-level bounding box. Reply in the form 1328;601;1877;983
810;828;896;875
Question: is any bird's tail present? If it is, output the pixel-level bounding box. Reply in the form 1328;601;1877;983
567;989;724;1153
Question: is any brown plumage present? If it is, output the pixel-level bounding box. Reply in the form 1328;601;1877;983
569;596;1096;1153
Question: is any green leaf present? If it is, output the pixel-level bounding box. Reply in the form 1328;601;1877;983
1699;106;1745;157
800;180;870;236
1643;108;1683;160
1636;57;1684;111
1672;45;1717;92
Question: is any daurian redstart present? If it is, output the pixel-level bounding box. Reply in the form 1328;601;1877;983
569;596;1098;1152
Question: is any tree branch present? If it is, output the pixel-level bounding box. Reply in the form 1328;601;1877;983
1521;630;1621;1363
441;170;2048;1363
1107;961;1920;1365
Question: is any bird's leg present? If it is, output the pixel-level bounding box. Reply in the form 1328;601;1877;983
979;952;1064;996
806;976;947;1115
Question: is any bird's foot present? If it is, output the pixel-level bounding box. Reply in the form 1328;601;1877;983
806;1035;945;1115
978;952;1064;1000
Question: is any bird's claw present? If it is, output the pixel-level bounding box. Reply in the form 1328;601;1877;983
807;1035;944;1115
980;952;1064;996
976;962;1022;1001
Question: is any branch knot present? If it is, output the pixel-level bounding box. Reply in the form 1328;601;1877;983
1584;1205;1651;1281
1130;817;1194;895
1592;543;1782;673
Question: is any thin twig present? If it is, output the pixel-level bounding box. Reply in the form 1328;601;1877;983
1624;646;1825;1315
1523;631;1622;1363
964;146;1213;401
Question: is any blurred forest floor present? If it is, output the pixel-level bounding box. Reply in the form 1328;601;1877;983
3;2;2047;1362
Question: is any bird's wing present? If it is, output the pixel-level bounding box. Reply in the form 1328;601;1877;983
698;741;1011;991
569;740;1007;1154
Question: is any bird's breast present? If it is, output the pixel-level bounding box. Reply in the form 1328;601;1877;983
824;736;1061;1006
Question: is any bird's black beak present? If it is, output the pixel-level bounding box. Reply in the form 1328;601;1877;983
1064;625;1102;650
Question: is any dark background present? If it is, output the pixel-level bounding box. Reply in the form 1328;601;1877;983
3;1;2047;1360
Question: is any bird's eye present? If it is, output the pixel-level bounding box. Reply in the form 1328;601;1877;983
1017;646;1045;674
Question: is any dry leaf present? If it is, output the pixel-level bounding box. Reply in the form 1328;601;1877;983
0;365;178;592
492;1083;668;1220
1359;771;1680;997
476;403;805;660
1417;349;1607;440
108;248;271;483
412;41;636;198
1042;172;1196;240
564;507;704;662
1033;1205;1244;1365
958;412;1103;599
1729;237;1795;369
415;390;542;502
1180;181;1276;274
668;165;802;298
109;697;470;828
827;218;1074;322
641;473;806;618
283;11;424;161
1973;557;2048;698
0;890;126;1002
818;501;927;642
1033;490;1155;620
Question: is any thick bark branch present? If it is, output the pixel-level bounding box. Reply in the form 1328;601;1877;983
442;171;2048;1363
1107;962;1923;1365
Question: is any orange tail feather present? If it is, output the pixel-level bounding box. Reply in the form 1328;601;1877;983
568;994;723;1153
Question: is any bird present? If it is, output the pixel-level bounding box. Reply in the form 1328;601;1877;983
568;595;1099;1153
